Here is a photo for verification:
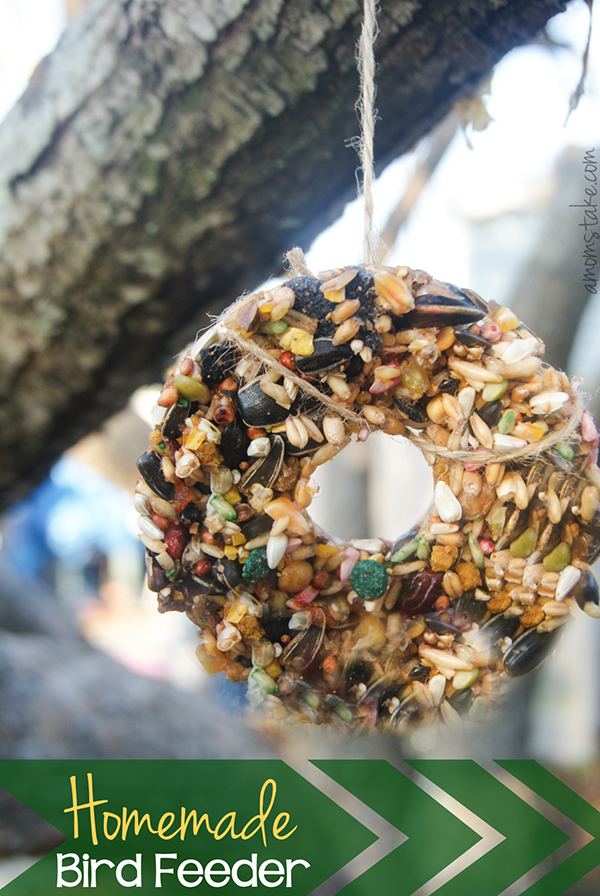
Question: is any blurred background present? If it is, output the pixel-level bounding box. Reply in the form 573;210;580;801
0;0;599;889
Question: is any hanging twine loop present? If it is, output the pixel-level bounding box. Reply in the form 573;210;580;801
287;0;379;275
215;0;585;472
357;0;378;264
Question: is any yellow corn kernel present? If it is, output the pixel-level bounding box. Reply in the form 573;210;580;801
322;288;345;303
184;429;207;451
223;486;242;505
316;543;339;558
512;421;548;442
264;659;283;679
224;545;239;560
279;328;314;355
225;601;248;624
259;303;274;317
495;306;520;332
238;549;249;562
232;533;246;546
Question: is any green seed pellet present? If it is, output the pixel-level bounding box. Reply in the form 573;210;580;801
350;559;389;600
481;379;508;402
498;410;516;434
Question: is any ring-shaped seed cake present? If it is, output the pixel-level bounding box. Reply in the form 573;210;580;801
135;264;600;730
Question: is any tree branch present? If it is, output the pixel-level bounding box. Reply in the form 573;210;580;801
0;0;566;509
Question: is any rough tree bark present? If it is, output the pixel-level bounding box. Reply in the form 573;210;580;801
0;0;567;510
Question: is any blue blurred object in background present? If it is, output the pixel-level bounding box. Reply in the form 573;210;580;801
1;455;143;602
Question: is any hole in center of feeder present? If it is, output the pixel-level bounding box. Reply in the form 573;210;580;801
308;432;433;544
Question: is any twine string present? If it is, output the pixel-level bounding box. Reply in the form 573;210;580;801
403;388;584;467
285;247;314;278
216;2;585;473
212;304;585;469
287;1;379;270
223;328;366;430
357;0;378;264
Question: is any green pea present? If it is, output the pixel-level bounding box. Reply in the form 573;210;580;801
251;668;277;694
391;538;419;563
416;537;430;561
173;375;210;403
335;704;354;723
209;495;237;521
258;320;289;335
498;410;516;434
301;690;320;709
468;532;485;569
555;442;575;462
543;542;571;573
452;668;478;689
510;527;537;558
481;379;508;402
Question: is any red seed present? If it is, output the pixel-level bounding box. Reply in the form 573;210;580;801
311;571;331;591
164;522;188;560
246;427;267;440
213;406;234;425
195;560;212;577
157;383;178;407
401;570;443;616
480;539;495;555
239;461;250;471
322;655;338;675
279;351;295;371
280;634;291;644
178;357;194;376
201;531;222;546
151;512;170;531
235;504;254;522
293;586;319;607
218;377;238;393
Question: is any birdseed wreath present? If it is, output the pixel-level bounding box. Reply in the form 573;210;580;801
135;263;600;730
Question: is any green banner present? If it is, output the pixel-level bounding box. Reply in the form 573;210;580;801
0;760;597;895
